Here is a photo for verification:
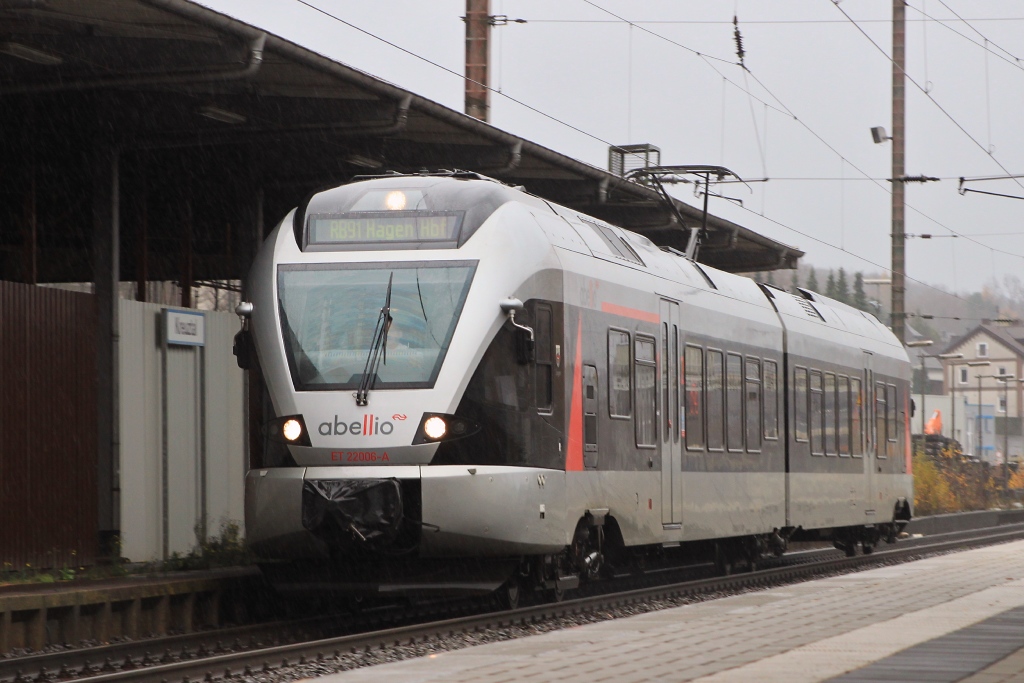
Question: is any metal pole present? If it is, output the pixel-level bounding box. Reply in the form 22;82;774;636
950;365;955;442
920;354;927;435
181;197;193;308
93;142;121;557
978;374;983;458
1005;379;1010;492
701;173;710;238
136;167;148;302
198;342;207;543
161;312;169;560
465;0;490;121
891;0;906;343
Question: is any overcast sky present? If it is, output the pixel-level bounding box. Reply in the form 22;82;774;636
196;0;1024;302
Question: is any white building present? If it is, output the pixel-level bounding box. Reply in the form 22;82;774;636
934;324;1024;463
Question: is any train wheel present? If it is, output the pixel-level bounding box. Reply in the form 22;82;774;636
497;577;521;610
862;543;874;555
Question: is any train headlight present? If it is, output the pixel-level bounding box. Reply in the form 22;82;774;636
282;419;303;442
423;416;447;440
265;414;311;447
413;413;480;445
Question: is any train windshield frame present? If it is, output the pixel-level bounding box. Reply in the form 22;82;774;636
277;260;478;392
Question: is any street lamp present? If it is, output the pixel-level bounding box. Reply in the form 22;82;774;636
994;376;1024;491
999;376;1016;487
977;372;1010;459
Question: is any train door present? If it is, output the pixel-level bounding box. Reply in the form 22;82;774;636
863;351;877;513
583;365;599;468
660;299;683;528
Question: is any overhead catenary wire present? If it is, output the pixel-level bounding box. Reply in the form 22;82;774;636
729;195;972;306
579;1;1024;264
525;17;1024;25
985;37;993;153
285;0;1010;306
922;0;931;91
906;3;1024;75
761;102;768;216
288;0;649;168
931;0;1024;65
588;5;1024;285
734;14;767;179
831;1;1024;193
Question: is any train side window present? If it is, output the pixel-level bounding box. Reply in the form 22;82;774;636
608;329;631;418
838;375;851;456
875;381;888;459
887;384;898;458
763;360;779;440
851;377;863;457
810;370;824;456
824;372;837;456
727;352;744;452
794;366;809;442
635;336;657;448
746;357;762;453
707;349;725;451
684;344;705;449
535;305;553;413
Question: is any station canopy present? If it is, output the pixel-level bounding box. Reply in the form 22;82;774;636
0;0;801;287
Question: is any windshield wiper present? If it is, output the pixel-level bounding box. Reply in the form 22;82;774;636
355;272;394;406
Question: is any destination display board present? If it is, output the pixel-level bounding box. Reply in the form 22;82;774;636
308;211;463;245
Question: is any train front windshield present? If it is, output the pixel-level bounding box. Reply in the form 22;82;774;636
278;261;477;391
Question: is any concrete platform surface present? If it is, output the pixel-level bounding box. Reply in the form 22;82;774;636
309;540;1024;683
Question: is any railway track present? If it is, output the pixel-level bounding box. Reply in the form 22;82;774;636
8;522;1024;683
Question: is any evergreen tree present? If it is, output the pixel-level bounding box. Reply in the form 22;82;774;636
791;269;800;291
837;268;850;304
826;270;837;298
853;272;869;311
806;268;819;292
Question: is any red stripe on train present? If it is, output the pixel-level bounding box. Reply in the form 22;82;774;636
566;318;584;472
600;301;659;324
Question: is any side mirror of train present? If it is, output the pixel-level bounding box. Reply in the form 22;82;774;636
516;329;536;365
500;298;536;365
234;301;255;370
233;329;255;370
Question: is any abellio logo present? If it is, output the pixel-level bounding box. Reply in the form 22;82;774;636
318;413;405;437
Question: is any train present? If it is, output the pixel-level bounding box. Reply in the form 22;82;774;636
237;171;913;605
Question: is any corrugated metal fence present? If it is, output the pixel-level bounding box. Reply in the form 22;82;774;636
0;282;97;570
119;301;245;562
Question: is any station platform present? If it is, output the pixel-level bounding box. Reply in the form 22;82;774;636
317;540;1024;683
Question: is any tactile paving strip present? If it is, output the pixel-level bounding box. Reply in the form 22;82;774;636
827;605;1024;683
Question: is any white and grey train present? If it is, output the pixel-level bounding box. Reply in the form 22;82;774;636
238;172;913;600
